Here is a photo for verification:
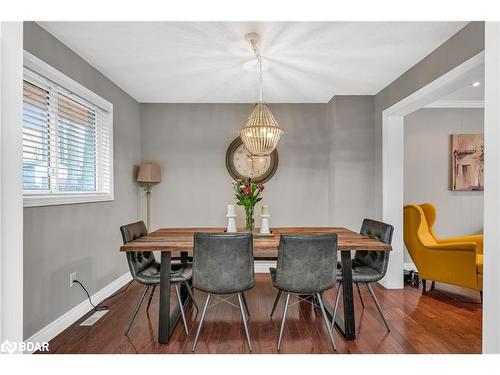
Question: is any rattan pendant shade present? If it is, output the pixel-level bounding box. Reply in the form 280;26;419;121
240;103;284;156
239;33;284;156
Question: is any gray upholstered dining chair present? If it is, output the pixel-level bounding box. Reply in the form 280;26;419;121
191;232;254;352
120;221;198;335
269;234;338;351
332;219;394;333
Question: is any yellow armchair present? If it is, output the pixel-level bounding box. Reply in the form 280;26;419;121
403;203;483;295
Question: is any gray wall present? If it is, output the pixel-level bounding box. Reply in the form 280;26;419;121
140;99;376;232
140;103;330;229
374;22;485;218
328;96;375;230
404;108;484;261
23;22;141;339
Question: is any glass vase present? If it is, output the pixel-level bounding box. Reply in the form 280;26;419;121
245;205;255;232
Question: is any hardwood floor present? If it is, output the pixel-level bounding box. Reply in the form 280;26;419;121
40;274;482;354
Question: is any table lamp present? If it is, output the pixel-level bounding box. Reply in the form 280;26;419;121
137;163;161;230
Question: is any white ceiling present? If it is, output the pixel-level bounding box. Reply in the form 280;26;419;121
38;22;467;103
425;64;484;107
440;79;484;101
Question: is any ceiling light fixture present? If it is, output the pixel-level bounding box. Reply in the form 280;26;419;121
239;32;284;157
472;81;481;87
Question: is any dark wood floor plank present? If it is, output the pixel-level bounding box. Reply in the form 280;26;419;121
40;276;482;354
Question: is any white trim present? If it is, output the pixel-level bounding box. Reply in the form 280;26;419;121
0;22;24;348
483;22;500;354
424;99;484;108
23;192;113;207
22;51;114;207
24;272;132;353
254;260;276;273
381;51;485;290
23;51;112;112
381;115;404;289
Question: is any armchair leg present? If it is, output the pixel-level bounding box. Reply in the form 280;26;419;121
237;293;252;352
184;281;199;313
175;283;189;335
355;282;365;308
277;293;291;351
146;285;156;312
317;293;337;351
270;290;282;317
366;283;390;332
422;279;427;292
430;281;435;290
192;294;211;352
330;282;342;333
241;292;251;317
125;285;149;335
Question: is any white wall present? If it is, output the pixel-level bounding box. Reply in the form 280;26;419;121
0;21;23;346
404;108;484;260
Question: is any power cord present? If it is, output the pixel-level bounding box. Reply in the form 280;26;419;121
73;279;133;312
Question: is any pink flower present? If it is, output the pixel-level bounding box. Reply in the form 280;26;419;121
242;186;251;195
257;183;264;191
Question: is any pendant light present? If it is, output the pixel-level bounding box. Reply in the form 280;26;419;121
239;32;284;157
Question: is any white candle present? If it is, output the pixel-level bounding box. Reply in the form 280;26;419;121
227;204;236;216
261;205;269;215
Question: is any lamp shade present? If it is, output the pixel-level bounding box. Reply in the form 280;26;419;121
137;163;161;183
240;103;284;156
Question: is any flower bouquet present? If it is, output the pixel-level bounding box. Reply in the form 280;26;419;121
233;177;264;231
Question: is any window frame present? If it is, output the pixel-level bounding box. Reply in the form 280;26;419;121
23;51;114;207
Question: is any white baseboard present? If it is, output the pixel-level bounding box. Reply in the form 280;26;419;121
254;260;276;273
24;272;132;353
403;262;417;271
256;261;417;273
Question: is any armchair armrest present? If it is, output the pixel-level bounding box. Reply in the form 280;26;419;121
419;243;480;289
437;234;483;254
427;242;477;252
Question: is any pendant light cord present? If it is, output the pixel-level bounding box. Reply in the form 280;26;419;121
250;39;263;102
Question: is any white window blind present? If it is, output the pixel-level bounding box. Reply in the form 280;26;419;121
22;55;113;207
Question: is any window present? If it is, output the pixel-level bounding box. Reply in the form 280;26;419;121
23;52;113;207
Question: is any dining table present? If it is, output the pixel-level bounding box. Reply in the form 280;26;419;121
120;227;392;344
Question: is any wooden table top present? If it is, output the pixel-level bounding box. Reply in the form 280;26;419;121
120;227;392;258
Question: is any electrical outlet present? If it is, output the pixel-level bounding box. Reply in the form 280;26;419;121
70;272;77;287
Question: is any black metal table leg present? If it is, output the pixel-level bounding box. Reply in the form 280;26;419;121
159;251;172;343
337;251;356;339
322;250;356;340
180;251;189;301
158;251;192;344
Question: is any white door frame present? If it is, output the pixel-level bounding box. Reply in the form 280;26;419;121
483;22;500;354
381;51;485;289
0;21;23;346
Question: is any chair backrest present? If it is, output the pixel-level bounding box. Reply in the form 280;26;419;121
403;204;438;269
354;219;394;276
275;234;337;294
120;221;155;280
419;203;439;241
193;232;254;294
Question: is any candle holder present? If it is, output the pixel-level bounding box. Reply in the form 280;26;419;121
226;204;237;233
260;214;271;234
226;214;237;233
